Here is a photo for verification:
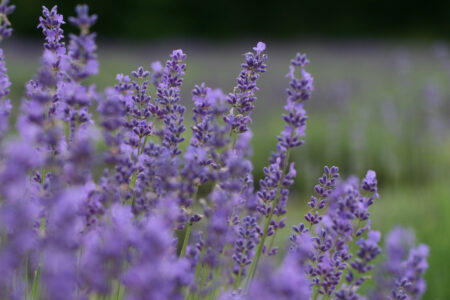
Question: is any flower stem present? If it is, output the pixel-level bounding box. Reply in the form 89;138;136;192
180;221;192;257
24;256;28;300
115;281;121;300
246;150;291;287
30;265;40;300
235;267;243;289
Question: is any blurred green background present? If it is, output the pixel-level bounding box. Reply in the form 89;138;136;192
3;0;450;298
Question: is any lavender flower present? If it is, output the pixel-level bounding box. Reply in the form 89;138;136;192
0;1;13;140
67;4;99;81
0;50;11;139
233;216;259;280
224;42;267;133
0;0;15;41
157;49;187;156
246;257;311;300
0;139;41;298
123;215;192;300
36;5;68;89
248;53;314;282
40;188;85;300
371;227;429;300
335;230;381;298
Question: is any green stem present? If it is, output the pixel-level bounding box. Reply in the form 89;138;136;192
115;281;121;300
267;230;277;252
180;185;199;257
30;265;40;300
246;150;291;287
190;231;208;300
24;256;28;300
142;136;149;153
40;168;46;186
136;137;143;161
130;172;137;189
312;284;320;300
180;221;192;257
198;265;210;298
235;267;243;290
211;247;226;298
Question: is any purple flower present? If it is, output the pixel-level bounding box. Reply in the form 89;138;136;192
68;4;97;29
0;141;40;296
57;80;96;141
24;5;69;127
150;61;164;86
38;6;65;46
155;50;187;156
253;42;266;54
224;42;267;133
123;215;192;300
246;257;311;300
362;169;379;197
286;53;314;102
67;5;99;81
0;0;15;41
0;3;13;139
0;60;11;138
233;216;259;279
371;227;429;300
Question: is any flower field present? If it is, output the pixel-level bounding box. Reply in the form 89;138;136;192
1;3;449;300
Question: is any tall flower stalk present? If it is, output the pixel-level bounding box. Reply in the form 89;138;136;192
246;53;313;284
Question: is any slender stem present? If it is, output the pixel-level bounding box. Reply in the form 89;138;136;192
129;163;139;206
312;283;320;300
267;230;277;253
235;267;243;290
115;281;121;300
24;256;28;300
198;265;210;298
30;266;40;300
211;246;226;298
234;241;250;290
136;137;143;162
40;167;46;186
180;187;198;257
246;186;279;282
231;133;237;149
180;221;192;257
246;150;291;287
190;230;208;300
141;136;148;154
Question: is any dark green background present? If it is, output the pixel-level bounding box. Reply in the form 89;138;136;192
10;0;450;40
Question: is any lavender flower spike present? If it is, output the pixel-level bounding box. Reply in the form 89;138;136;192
233;216;259;284
224;42;267;133
248;52;314;283
157;49;187;156
0;50;11;139
37;6;66;52
0;0;14;139
68;4;99;81
0;0;15;41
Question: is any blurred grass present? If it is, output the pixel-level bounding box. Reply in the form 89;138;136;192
2;38;450;298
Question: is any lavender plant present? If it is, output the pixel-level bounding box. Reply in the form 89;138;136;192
0;3;429;300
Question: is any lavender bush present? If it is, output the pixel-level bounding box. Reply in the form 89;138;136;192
0;3;429;300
